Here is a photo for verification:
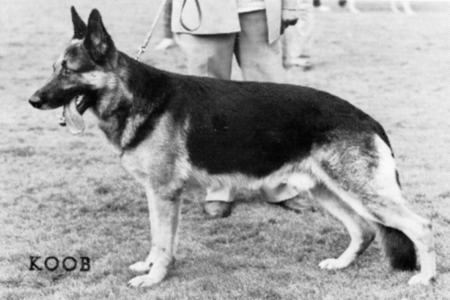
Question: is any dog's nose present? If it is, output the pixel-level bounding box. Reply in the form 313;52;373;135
29;95;43;109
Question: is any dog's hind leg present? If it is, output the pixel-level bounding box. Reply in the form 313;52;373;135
354;185;436;285
373;202;435;285
365;137;435;285
313;135;436;285
310;183;376;270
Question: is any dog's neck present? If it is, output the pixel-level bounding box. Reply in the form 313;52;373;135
92;51;171;151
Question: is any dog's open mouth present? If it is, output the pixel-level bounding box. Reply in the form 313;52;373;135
59;95;86;135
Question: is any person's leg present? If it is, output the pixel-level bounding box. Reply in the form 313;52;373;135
236;11;306;209
155;0;176;50
260;172;316;213
283;0;314;69
163;0;173;38
346;0;360;13
314;0;330;12
401;0;414;15
176;33;235;79
236;10;285;83
176;32;236;218
390;0;401;13
204;186;235;218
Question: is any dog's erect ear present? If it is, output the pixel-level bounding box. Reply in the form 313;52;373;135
84;9;116;64
71;6;87;39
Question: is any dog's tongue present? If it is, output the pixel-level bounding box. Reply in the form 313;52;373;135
62;97;85;135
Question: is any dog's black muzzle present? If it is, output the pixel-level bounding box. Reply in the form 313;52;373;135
29;93;44;109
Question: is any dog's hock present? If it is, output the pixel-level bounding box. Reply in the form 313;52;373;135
408;273;435;286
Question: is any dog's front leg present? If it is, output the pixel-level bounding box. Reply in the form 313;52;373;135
128;183;183;288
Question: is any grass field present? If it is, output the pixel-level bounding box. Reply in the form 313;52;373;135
1;0;449;299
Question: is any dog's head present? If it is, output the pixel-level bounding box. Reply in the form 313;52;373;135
29;7;117;134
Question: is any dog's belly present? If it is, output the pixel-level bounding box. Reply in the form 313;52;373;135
189;161;317;193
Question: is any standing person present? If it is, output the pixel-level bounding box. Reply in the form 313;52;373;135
283;0;314;70
172;0;306;218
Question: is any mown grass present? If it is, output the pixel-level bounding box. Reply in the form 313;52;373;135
1;0;449;299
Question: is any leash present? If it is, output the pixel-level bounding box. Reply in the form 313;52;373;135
135;0;169;61
135;0;202;61
180;0;202;32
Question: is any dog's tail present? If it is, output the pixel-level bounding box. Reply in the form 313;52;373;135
378;225;417;271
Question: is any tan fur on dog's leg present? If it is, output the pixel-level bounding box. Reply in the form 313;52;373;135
128;184;183;287
339;136;435;284
129;197;160;273
311;184;376;269
369;136;435;284
309;135;436;284
373;202;436;285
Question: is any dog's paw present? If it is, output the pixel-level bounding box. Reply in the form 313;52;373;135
408;273;435;285
129;261;151;272
128;257;170;288
318;258;349;270
128;266;168;288
128;274;161;288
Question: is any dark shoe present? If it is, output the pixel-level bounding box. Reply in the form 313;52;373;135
338;0;347;7
203;201;233;219
278;197;307;214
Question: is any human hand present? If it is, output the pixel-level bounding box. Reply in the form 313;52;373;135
281;9;299;34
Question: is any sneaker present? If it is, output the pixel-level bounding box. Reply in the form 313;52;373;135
278;196;307;214
203;201;233;219
338;0;347;7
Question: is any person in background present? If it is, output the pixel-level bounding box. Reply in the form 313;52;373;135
155;0;176;50
283;0;314;70
171;0;307;218
390;1;414;14
339;0;414;14
339;0;360;13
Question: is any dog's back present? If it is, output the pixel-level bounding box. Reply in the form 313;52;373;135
161;73;389;177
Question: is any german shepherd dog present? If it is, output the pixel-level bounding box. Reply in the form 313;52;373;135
29;7;435;287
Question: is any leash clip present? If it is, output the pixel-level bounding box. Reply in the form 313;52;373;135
135;46;147;60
